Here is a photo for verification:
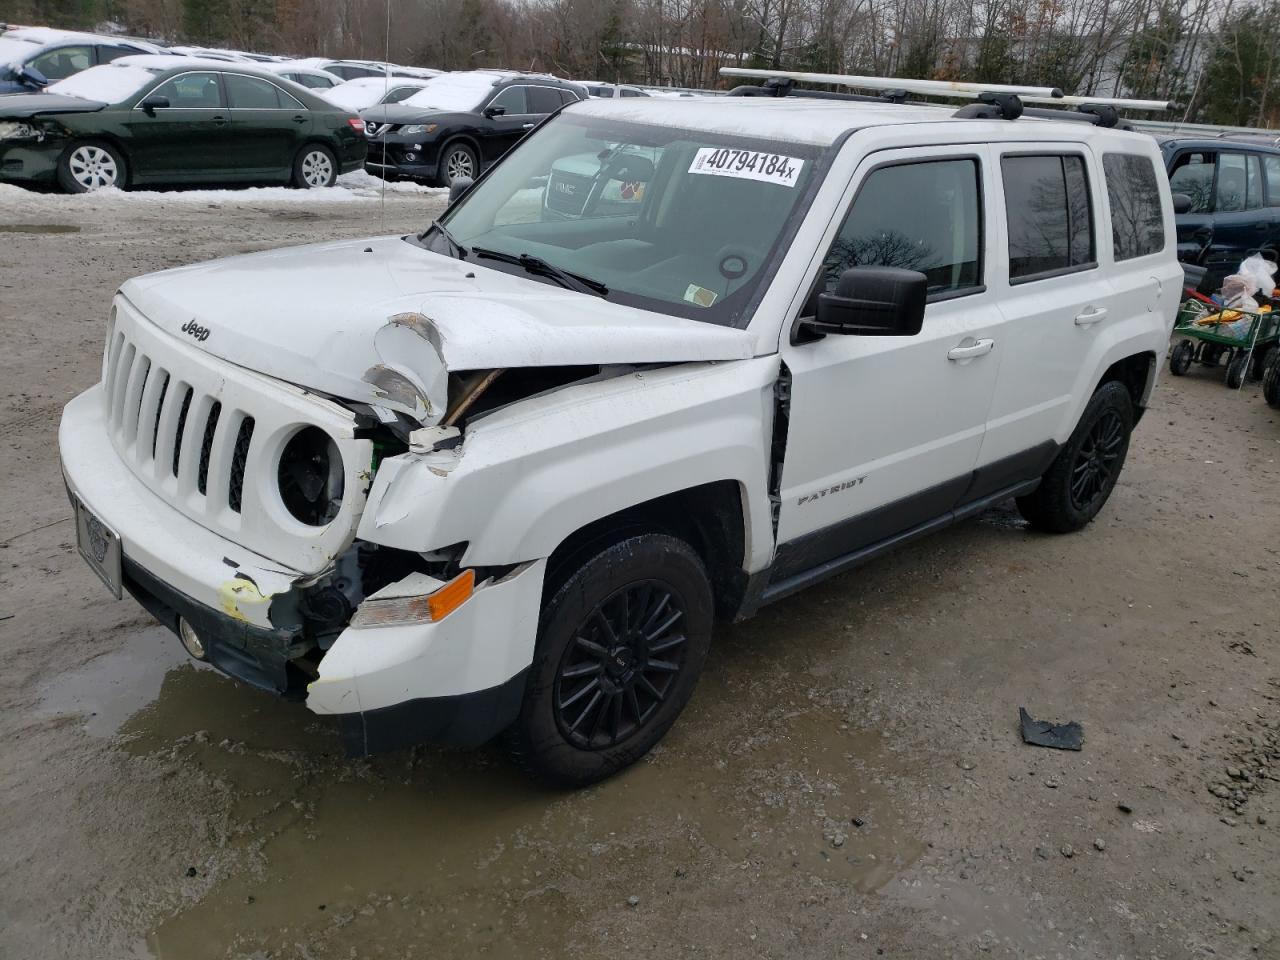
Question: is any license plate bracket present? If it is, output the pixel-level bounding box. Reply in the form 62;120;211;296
74;496;122;598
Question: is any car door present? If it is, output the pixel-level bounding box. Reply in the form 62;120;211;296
124;71;232;182
1207;151;1269;284
774;147;1001;579
1167;148;1216;273
224;72;309;179
479;85;536;165
978;146;1115;472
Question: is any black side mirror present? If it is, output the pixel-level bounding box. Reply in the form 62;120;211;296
483;105;505;118
1171;192;1193;215
140;94;170;116
448;176;474;204
795;266;927;343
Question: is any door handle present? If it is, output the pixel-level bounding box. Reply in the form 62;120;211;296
1074;307;1108;326
521;123;535;129
292;115;307;124
947;338;995;361
212;115;227;126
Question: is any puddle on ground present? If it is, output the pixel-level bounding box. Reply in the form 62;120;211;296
0;223;81;234
82;631;929;959
36;626;204;737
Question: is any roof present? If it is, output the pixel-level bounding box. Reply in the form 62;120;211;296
113;54;282;76
566;95;1157;146
2;25;159;51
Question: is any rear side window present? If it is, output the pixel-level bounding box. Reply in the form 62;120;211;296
1216;152;1264;212
1168;152;1215;212
528;86;565;113
1002;154;1095;281
822;158;983;297
1103;153;1165;261
295;73;335;89
225;74;304;109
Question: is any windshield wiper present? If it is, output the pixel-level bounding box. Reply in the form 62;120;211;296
422;219;467;259
471;247;608;297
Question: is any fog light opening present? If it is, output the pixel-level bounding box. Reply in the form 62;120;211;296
179;618;207;660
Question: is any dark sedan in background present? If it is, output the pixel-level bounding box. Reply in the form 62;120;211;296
360;70;585;186
0;55;366;192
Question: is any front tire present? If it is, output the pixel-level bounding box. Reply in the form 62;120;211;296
507;533;713;787
57;140;126;193
436;142;478;188
1016;381;1134;533
292;144;337;188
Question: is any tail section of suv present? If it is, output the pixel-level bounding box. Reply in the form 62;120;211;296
360;70;586;186
59;90;1179;785
1161;136;1280;290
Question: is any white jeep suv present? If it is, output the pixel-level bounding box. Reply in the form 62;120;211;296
59;86;1180;785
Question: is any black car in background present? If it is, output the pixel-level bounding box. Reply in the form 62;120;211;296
360;70;586;186
1161;136;1280;289
0;56;366;192
0;26;162;93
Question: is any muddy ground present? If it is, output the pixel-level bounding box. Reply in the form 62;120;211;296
1;185;1278;960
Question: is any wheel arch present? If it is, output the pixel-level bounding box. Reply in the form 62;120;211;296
1096;350;1158;424
542;480;749;623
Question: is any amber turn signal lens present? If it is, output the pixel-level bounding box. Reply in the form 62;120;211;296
426;568;475;621
349;569;475;629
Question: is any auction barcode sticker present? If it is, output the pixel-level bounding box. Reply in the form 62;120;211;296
688;148;804;187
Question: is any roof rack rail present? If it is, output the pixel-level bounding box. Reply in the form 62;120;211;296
724;75;909;104
1022;93;1179;112
719;67;1063;102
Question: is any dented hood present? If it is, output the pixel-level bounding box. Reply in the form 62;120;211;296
120;235;755;424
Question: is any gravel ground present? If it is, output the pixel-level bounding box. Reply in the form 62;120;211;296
1;185;1278;960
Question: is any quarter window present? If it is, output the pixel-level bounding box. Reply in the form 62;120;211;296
1002;154;1095;281
822;158;983;296
1103;153;1165;261
148;72;223;108
528;87;565;113
1266;156;1280;205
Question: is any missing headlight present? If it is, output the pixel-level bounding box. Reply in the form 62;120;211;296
278;426;344;526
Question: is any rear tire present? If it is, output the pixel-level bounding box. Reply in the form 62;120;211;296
57;140;126;193
1169;340;1194;376
507;533;713;787
292;144;337;188
1016;381;1134;533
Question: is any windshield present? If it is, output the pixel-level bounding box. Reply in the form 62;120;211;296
48;64;159;102
433;113;827;327
399;72;498;112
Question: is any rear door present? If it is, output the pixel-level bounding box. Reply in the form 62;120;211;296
979;145;1115;471
774;147;1002;577
224;72;309;178
1208;151;1269;283
1264;154;1280;262
1167;148;1216;273
125;71;231;182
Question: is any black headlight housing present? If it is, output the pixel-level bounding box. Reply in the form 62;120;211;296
278;426;344;526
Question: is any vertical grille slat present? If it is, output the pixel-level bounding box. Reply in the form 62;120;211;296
197;402;222;496
171;387;193;479
109;343;136;430
149;373;170;461
122;355;151;445
228;416;255;514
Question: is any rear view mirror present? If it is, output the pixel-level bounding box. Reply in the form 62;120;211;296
448;176;474;204
795;266;927;343
483;105;505;118
140;94;170;116
1171;192;1193;215
604;155;655;182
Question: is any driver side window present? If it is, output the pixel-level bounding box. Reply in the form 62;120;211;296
822;158;983;297
148;72;224;108
487;86;527;114
30;45;93;80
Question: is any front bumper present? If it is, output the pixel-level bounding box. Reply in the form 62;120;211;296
60;385;546;753
364;137;440;181
0;140;60;185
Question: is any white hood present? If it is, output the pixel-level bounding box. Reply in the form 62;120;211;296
120;235;755;425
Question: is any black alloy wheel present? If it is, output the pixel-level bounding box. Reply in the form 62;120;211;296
1068;407;1126;513
553;581;687;750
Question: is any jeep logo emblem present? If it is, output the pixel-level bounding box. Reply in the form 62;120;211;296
181;319;210;342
